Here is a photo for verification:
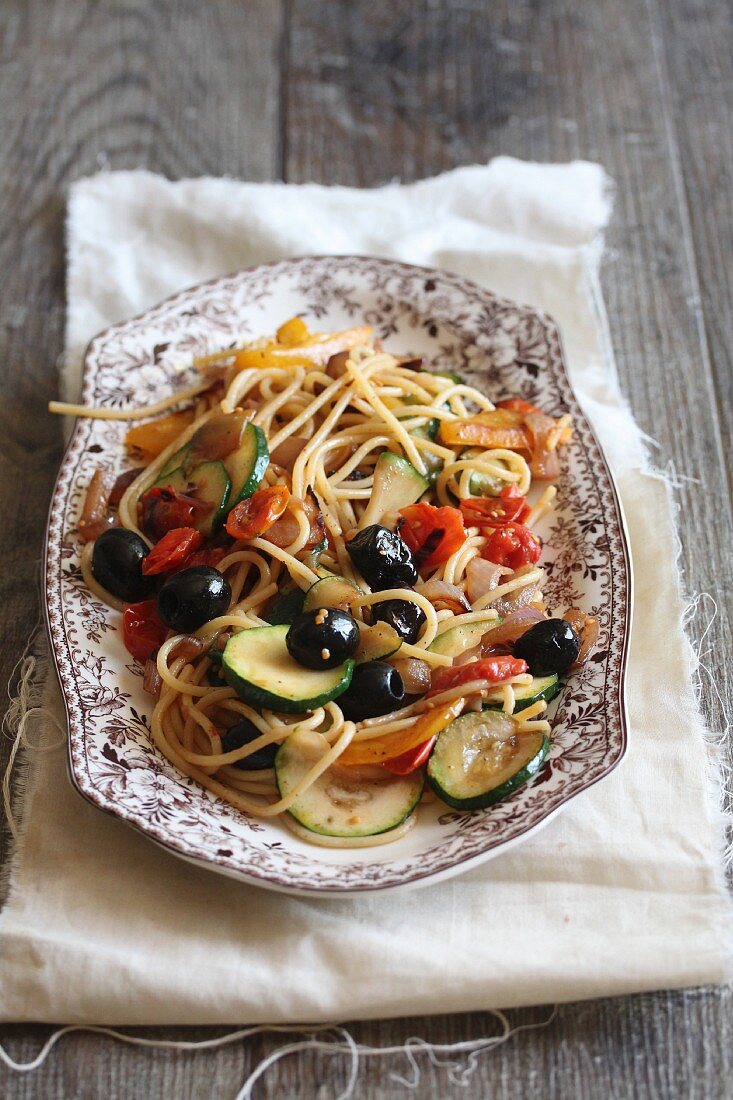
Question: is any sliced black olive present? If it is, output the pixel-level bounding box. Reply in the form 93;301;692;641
338;661;405;721
286;608;360;670
91;528;156;603
156;566;231;633
371;598;426;644
346;524;418;591
221;718;277;770
513;618;581;676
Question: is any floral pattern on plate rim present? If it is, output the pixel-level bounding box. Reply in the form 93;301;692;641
44;256;632;895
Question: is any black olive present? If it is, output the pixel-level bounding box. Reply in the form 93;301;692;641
221;718;277;770
286;609;360;670
156;567;231;633
346;525;418;591
91;528;156;603
371;598;426;644
338;661;405;721
513;618;581;676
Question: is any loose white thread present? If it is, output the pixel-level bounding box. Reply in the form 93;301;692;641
0;1009;557;1098
2;627;65;841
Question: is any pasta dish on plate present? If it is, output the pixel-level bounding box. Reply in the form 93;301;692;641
51;317;598;849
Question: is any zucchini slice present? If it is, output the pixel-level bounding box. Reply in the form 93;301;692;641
276;729;423;837
463;450;512;498
354;622;402;664
222;625;353;714
264;585;306;626
428;620;496;659
427;711;549;810
154;460;231;537
485;674;560;713
302;574;362;615
358;452;429;529
223;422;269;507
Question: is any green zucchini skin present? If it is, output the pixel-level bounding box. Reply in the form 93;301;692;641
222;625;354;714
276;730;423;838
224;422;269;507
264;587;306;626
485;674;561;713
154;460;231;536
427;712;550;810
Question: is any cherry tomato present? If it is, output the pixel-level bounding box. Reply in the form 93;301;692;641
460;486;529;527
398;503;466;570
139;486;208;540
382;736;437;775
142;528;205;575
428;656;528;696
482;522;542;570
496;397;542;415
226;485;291;540
122;600;168;664
182;545;231;571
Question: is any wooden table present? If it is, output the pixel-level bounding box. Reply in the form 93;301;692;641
1;2;731;1096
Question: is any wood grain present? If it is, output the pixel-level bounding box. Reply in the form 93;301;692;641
1;0;731;1097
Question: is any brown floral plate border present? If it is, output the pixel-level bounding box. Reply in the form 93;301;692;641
45;256;632;895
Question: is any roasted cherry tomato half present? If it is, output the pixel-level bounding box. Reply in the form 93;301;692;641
139;486;208;541
122;600;168;664
398;503;466;571
142;527;205;576
482;522;542;570
460;487;529;527
226;485;290;540
495;397;543;415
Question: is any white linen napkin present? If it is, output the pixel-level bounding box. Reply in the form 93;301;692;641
1;160;729;1024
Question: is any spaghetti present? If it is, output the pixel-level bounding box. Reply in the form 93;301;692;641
57;317;589;848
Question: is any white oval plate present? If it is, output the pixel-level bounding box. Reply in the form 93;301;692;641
45;256;631;895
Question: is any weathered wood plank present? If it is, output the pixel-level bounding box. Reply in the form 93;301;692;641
1;0;731;1097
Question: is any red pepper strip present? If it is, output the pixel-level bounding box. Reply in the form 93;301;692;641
142;527;205;575
382;736;437;775
122;600;168;664
428;656;528;696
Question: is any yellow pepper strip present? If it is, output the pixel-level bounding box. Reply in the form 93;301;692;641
276;316;310;346
233;325;372;371
439;408;530;451
338;700;463;767
124;409;197;459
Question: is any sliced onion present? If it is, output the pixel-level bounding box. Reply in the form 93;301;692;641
109;467;145;507
143;657;162;697
493;572;543;615
466;558;512;604
416;578;471;614
78;468;117;542
263;489;325;550
270;435;309;471
480;607;545;649
389;657;431;695
564;608;600;666
168;636;204;663
525;411;563;480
